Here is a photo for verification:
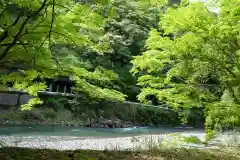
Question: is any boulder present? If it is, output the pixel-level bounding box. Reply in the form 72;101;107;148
125;121;134;128
113;118;122;128
98;119;113;128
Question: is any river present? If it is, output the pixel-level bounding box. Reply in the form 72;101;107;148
0;125;238;150
0;124;203;137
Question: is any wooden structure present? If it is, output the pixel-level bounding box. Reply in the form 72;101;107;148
45;76;75;94
0;75;76;106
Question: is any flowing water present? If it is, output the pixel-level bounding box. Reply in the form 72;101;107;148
0;125;238;150
0;124;202;137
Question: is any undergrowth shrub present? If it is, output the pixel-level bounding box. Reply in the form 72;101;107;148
0;95;205;127
183;136;202;144
53;109;74;123
44;97;71;111
21;108;57;121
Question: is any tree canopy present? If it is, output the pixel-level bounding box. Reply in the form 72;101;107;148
77;0;166;101
131;0;240;139
1;0;240;139
0;0;126;110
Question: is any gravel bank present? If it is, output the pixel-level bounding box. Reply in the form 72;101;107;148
1;131;239;150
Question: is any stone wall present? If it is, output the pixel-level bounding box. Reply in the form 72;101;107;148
0;93;33;106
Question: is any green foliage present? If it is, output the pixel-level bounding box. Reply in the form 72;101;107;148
44;97;70;111
0;106;85;126
52;96;204;127
0;0;126;109
183;136;202;144
77;0;166;101
21;98;43;110
0;107;55;122
131;0;240;138
2;0;239;141
0;147;239;160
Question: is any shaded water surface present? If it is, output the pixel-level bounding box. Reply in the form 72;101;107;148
0;124;203;137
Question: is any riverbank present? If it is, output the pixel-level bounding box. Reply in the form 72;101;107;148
0;107;141;128
0;131;239;151
0;125;239;159
0;147;239;160
0;108;87;127
0;106;204;129
0;98;205;128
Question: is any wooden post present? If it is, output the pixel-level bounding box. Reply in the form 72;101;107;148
56;84;59;92
17;94;21;107
49;84;53;92
64;85;67;93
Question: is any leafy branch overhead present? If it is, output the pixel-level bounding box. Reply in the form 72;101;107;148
0;0;126;110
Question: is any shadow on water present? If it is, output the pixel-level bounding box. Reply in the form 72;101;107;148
0;124;204;138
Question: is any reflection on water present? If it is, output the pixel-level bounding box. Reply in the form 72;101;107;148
0;124;202;138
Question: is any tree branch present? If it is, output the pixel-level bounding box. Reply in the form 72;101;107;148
54;3;78;14
0;42;29;46
0;10;23;44
48;0;63;71
32;36;48;68
0;0;48;61
48;0;54;45
31;6;49;32
19;40;29;53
